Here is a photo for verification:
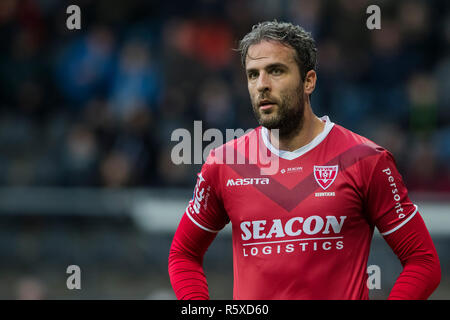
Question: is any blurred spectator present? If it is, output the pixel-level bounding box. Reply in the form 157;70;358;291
54;26;115;105
434;56;450;120
407;73;438;138
166;18;234;70
288;0;323;36
197;77;235;130
100;150;132;188
61;123;99;186
157;146;195;187
398;0;431;68
108;40;161;117
405;138;440;192
112;107;157;185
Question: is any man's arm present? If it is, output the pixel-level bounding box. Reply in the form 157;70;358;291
168;213;219;300
382;212;441;299
362;149;441;299
168;149;229;299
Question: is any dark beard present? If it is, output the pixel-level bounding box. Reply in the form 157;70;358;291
252;88;305;138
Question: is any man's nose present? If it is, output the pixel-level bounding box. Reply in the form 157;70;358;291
256;72;271;93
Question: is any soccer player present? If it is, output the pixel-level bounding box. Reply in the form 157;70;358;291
168;21;441;299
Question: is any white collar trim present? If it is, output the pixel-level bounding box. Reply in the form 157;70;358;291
261;115;335;160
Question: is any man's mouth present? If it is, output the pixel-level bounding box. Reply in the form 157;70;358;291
259;100;276;111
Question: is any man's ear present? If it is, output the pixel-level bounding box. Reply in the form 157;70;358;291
303;70;317;96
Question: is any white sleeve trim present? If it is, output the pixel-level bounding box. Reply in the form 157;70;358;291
381;205;418;236
185;210;220;233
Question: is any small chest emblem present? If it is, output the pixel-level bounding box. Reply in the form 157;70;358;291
314;165;338;190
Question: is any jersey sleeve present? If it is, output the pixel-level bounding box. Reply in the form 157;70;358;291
364;150;418;236
383;212;441;299
185;150;230;233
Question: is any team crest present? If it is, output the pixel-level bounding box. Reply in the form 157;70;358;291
314;165;338;190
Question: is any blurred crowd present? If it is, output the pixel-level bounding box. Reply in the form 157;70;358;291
0;0;449;191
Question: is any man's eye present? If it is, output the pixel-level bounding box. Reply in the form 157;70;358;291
271;68;283;75
248;72;258;80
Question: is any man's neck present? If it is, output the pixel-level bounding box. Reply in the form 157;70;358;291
268;106;325;152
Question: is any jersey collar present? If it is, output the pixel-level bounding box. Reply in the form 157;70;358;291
261;115;335;160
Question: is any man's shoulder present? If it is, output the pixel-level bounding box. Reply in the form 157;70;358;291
331;123;387;155
327;123;393;172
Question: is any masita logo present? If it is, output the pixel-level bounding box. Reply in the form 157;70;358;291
227;178;270;187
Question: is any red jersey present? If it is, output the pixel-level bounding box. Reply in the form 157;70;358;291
183;116;419;299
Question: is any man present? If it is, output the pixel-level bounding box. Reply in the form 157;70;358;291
168;21;441;299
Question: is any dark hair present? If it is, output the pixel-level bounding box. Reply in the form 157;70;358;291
238;20;317;81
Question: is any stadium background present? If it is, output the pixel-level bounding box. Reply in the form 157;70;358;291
0;0;449;299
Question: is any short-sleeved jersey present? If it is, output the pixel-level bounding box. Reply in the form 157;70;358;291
185;116;417;299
